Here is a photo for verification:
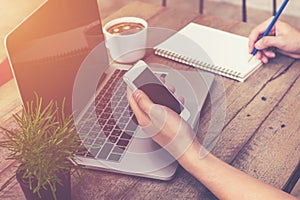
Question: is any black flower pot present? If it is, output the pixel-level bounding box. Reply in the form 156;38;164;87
16;169;71;200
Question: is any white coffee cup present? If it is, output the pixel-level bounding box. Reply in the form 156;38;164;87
103;17;148;63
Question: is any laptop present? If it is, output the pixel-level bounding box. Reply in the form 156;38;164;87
5;0;214;180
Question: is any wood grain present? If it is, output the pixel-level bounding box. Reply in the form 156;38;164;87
102;1;163;25
232;60;300;189
0;2;299;199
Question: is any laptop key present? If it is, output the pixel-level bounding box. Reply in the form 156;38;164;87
98;132;107;138
121;132;133;140
88;147;101;157
117;139;129;147
115;106;125;113
104;107;113;114
103;124;114;132
112;129;122;136
92;125;102;132
104;131;111;137
111;112;121;120
100;112;111;120
118;116;129;124
118;101;127;108
97;143;114;160
96;102;106;110
107;119;116;126
79;126;91;132
117;123;126;130
88;131;99;139
97;119;107;126
107;154;122;162
94;138;105;146
108;136;118;143
125;120;138;131
84;138;94;146
112;146;125;154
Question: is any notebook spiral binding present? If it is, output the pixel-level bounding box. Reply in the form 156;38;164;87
154;48;242;81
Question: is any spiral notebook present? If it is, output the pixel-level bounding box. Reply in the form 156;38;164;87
154;22;262;82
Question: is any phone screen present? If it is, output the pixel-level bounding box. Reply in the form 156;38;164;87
133;67;183;114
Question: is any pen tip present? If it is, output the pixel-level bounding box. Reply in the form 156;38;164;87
248;55;254;63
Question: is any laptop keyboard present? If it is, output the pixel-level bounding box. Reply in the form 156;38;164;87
77;69;138;162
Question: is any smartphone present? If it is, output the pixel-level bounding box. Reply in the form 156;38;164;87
123;60;190;121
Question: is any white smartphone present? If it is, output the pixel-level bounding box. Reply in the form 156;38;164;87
123;60;190;121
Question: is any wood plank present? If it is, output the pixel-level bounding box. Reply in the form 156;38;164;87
197;55;295;141
121;167;216;200
232;61;300;189
0;80;21;124
72;169;141;200
0;111;22;198
144;5;199;69
0;179;24;200
0;162;24;200
211;56;298;164
102;1;163;25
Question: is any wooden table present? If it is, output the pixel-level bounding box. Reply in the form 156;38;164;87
0;2;299;199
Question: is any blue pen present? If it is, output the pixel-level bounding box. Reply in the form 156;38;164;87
249;0;289;62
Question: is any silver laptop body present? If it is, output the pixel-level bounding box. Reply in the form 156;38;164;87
5;0;214;180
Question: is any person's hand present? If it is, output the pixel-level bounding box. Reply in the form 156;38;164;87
128;89;197;159
248;18;300;63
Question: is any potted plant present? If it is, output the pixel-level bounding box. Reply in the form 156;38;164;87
0;95;83;200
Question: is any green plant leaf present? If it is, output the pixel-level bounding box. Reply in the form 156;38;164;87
0;94;83;199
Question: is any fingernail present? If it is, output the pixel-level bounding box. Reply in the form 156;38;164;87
133;89;142;99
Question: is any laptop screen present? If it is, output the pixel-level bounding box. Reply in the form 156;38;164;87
5;0;108;114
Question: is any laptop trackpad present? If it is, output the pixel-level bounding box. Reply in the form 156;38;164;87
127;128;162;153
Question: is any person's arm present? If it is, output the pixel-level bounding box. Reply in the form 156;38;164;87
128;89;297;200
248;18;300;64
180;140;296;200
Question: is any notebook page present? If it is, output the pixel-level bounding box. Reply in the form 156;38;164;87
176;23;261;76
154;22;262;82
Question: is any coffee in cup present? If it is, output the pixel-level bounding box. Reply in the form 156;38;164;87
103;17;148;63
106;22;145;35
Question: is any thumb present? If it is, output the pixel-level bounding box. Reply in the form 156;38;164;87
132;89;155;115
255;36;284;50
133;89;167;138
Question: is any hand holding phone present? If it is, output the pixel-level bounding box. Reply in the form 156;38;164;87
123;60;190;121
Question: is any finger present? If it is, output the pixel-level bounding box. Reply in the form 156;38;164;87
260;54;270;64
127;88;151;126
132;90;167;137
159;76;166;83
132;89;156;117
255;36;285;51
178;96;185;104
254;51;269;64
168;85;175;93
263;50;276;58
255;51;263;60
248;17;274;53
